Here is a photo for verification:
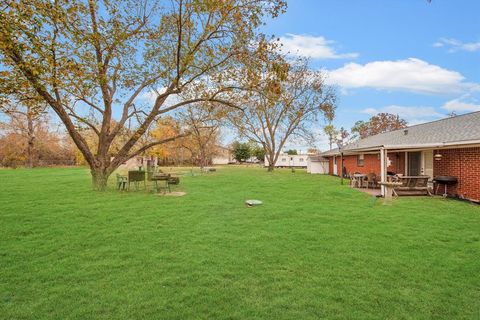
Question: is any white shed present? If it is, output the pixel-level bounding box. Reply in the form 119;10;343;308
307;156;329;174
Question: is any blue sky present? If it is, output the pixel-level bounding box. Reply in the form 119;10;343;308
261;0;480;150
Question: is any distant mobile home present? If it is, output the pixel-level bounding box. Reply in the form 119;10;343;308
264;154;308;168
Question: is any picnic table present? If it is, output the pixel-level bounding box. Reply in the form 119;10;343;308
394;175;432;196
378;181;403;200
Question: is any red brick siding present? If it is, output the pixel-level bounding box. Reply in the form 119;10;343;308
388;152;406;175
331;152;405;176
433;147;480;201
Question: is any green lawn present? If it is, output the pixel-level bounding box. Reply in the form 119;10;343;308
0;167;479;319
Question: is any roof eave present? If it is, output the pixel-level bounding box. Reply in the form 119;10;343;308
322;139;480;156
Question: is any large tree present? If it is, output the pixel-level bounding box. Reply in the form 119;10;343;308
351;113;407;139
228;46;336;171
231;141;251;162
323;123;338;151
0;0;286;189
178;103;223;169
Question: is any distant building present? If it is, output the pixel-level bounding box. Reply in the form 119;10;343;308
211;145;236;165
116;156;158;171
264;154;308;168
307;155;329;174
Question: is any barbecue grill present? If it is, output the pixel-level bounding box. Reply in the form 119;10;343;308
433;176;458;197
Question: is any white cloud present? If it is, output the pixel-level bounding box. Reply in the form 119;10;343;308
442;98;480;112
137;88;181;107
277;34;358;60
434;38;480;52
362;105;444;125
327;58;468;94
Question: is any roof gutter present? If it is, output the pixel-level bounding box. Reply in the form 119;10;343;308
323;139;480;156
383;139;480;150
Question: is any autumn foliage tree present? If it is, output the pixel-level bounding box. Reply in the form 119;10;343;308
0;0;286;190
323;123;338;151
0;98;47;168
178;103;223;169
351;113;407;139
0;115;75;168
147;116;182;162
148;111;222;167
229;43;336;171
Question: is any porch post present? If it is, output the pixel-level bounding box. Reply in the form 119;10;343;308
380;147;386;197
340;152;344;185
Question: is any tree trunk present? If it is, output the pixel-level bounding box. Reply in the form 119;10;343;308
26;114;35;168
266;152;275;172
91;167;110;191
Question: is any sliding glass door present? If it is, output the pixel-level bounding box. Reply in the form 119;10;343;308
408;152;421;176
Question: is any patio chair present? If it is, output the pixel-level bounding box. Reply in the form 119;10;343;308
349;174;356;187
116;173;127;190
365;173;377;189
350;172;362;188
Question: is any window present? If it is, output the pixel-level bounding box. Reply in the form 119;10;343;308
357;154;365;166
299;158;304;162
281;158;286;162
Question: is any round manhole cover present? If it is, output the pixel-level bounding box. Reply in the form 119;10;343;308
245;199;263;207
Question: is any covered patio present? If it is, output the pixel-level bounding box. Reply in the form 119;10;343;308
342;146;436;197
322;112;480;202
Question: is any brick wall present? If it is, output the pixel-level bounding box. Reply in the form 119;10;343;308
433;147;480;202
330;152;406;177
388;152;406;175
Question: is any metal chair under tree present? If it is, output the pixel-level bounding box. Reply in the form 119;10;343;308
116;173;128;190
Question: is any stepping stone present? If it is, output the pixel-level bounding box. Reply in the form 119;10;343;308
157;191;186;197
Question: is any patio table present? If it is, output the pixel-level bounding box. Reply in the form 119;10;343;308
351;173;367;188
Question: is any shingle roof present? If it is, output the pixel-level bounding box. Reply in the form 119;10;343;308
321;111;480;156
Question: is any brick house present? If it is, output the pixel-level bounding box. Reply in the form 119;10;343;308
321;112;480;202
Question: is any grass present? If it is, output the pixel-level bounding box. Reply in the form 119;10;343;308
0;166;479;319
